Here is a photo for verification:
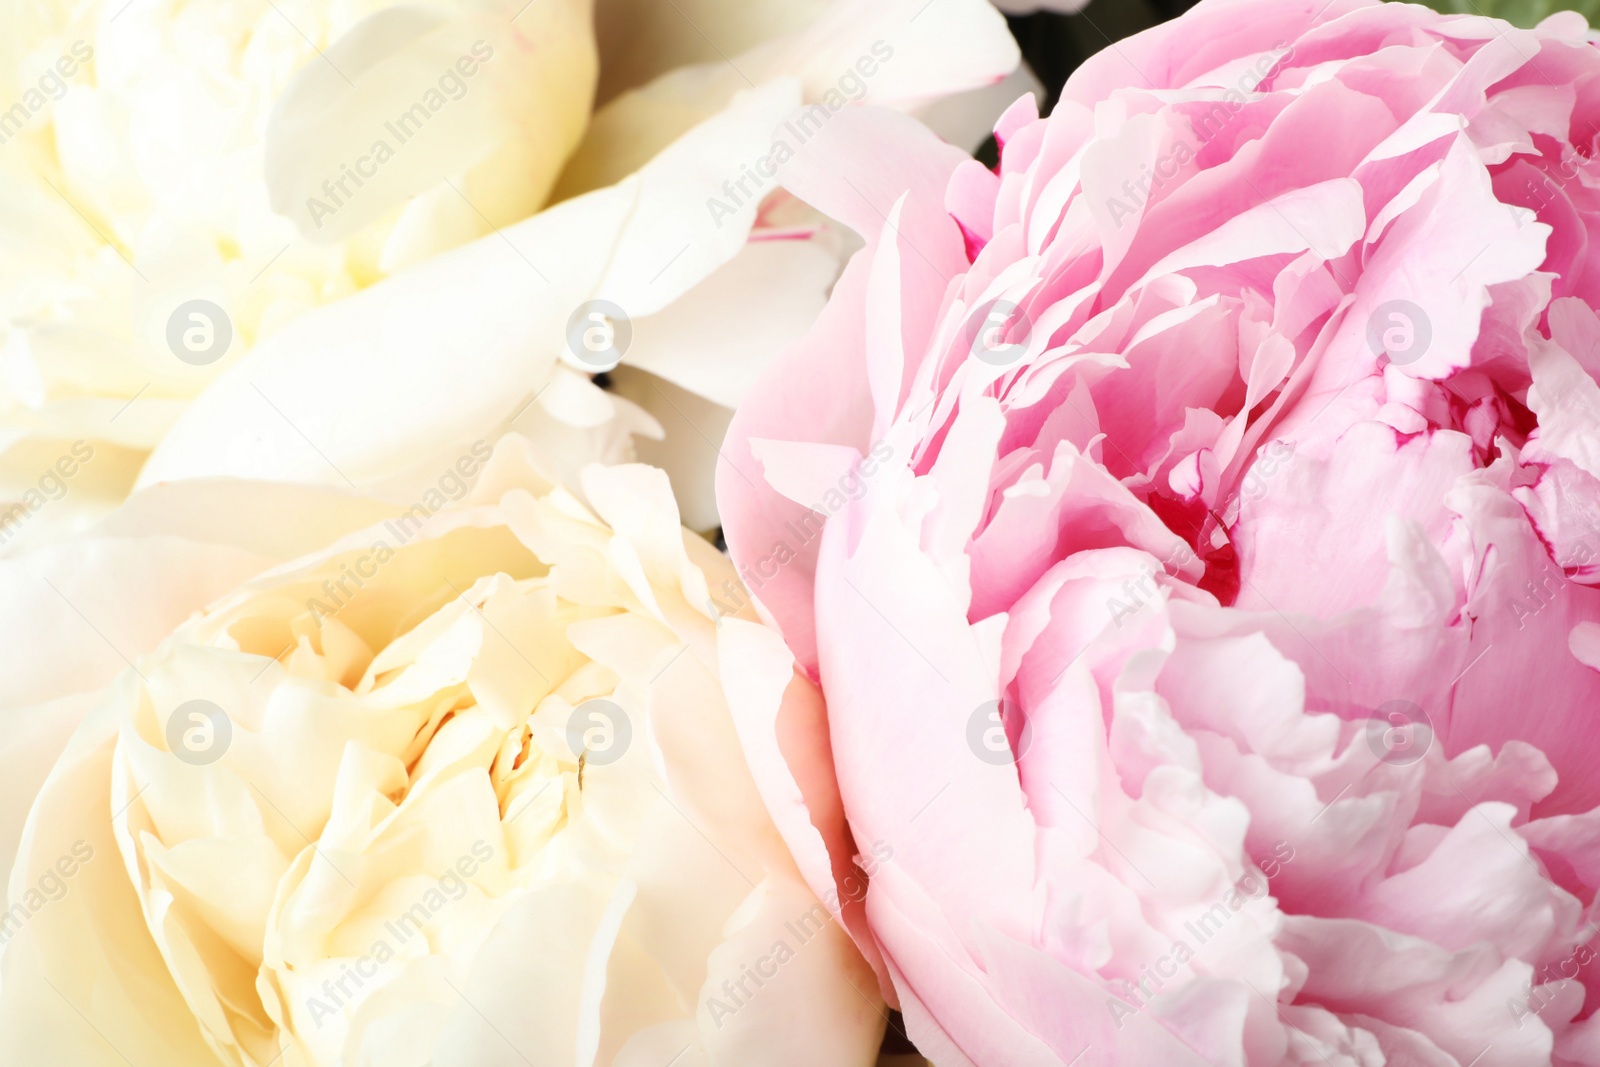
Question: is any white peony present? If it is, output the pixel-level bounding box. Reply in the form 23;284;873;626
0;438;887;1066
0;0;1022;549
0;0;596;552
130;0;1024;532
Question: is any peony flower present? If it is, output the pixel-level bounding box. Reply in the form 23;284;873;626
0;438;885;1066
718;0;1600;1062
0;0;1022;549
0;0;597;550
0;472;403;892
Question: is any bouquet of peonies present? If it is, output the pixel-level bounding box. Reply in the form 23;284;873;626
4;0;1600;1064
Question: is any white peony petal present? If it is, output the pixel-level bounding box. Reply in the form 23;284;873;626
138;79;805;499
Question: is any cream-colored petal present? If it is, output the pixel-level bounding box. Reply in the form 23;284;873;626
0;534;266;713
138;80;804;499
698;874;886;1066
624;235;841;412
0;691;95;906
0;716;226;1066
0;438;146;557
557;0;1018;201
430;876;624;1066
265;0;598;244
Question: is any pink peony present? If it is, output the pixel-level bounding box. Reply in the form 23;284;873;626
716;0;1600;1063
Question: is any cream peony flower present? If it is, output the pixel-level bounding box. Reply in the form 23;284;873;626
128;0;1023;533
0;473;403;887
0;0;597;552
0;0;1021;550
0;437;885;1066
